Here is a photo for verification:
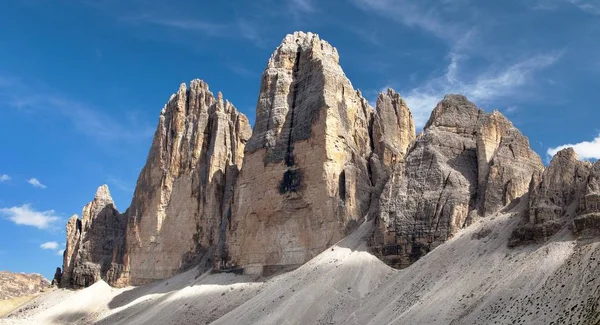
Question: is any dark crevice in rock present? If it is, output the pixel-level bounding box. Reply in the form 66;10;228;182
339;170;347;201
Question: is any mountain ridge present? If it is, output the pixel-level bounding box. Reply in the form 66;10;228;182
57;31;596;296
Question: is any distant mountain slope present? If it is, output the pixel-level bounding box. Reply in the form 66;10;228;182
0;271;49;301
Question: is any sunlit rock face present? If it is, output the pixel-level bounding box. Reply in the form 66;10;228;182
59;31;554;286
123;80;251;285
510;148;600;246
222;32;382;274
61;185;126;288
374;95;543;268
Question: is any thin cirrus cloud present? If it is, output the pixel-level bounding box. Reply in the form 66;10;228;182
400;52;561;128
28;178;47;189
0;174;10;182
1;75;154;144
0;204;61;229
547;134;600;160
40;241;59;250
352;0;562;129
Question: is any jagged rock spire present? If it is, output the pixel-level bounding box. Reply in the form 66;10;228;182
374;95;543;268
61;185;125;288
223;31;377;274
125;79;251;285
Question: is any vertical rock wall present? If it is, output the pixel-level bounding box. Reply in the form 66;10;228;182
510;148;600;245
222;32;377;274
124;80;251;285
374;95;543;268
61;185;126;287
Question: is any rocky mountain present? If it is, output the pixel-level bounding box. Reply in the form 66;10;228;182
221;31;378;274
372;95;543;267
58;30;594;300
124;80;251;285
62;80;251;287
0;271;49;300
510;147;600;245
61;185;125;288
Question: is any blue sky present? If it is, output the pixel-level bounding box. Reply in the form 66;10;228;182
1;0;599;279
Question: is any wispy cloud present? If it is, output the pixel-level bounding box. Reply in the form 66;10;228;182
504;105;519;114
56;249;65;256
227;62;258;78
28;178;47;189
351;0;470;43
0;174;10;182
397;52;562;128
547;134;600;160
125;14;226;36
532;0;600;14
565;0;600;14
107;175;134;193
40;241;59;250
0;204;60;230
85;0;273;48
353;0;562;128
290;0;316;13
0;76;154;143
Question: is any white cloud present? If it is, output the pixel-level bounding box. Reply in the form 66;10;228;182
0;204;60;229
547;134;600;160
353;0;563;129
107;175;134;193
352;0;465;42
565;0;600;14
0;174;10;182
28;178;47;189
132;16;226;35
400;52;561;128
40;241;59;250
56;249;65;256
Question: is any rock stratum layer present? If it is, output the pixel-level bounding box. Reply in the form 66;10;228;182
61;31;592;290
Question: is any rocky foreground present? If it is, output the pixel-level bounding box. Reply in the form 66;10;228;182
10;31;599;323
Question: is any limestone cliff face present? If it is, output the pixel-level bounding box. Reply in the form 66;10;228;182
124;80;251;285
61;185;126;288
510;148;600;245
368;89;416;218
222;32;377;274
475;111;544;215
374;95;543;268
372;88;415;169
